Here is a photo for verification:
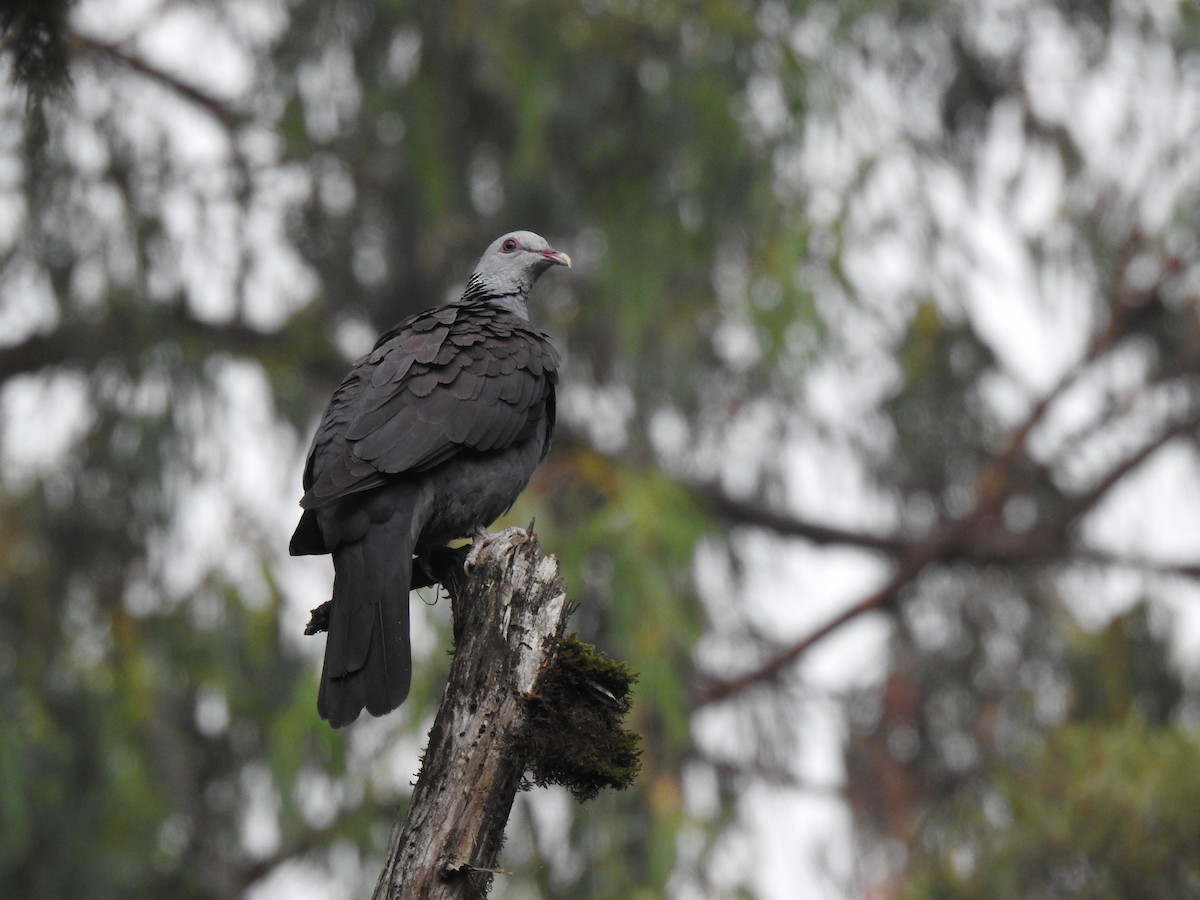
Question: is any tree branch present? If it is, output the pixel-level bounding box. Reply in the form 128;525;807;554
1055;410;1200;530
235;801;395;891
697;402;1200;707
697;482;1200;579
696;522;957;707
697;272;1198;707
699;485;909;555
72;31;245;127
0;303;346;386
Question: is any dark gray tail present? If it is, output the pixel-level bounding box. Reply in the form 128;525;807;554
318;514;414;728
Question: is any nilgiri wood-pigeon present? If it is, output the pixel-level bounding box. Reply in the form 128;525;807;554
290;231;569;727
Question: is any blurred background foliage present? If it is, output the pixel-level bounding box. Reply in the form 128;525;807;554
2;0;1200;897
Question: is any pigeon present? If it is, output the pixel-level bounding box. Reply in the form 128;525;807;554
290;231;569;727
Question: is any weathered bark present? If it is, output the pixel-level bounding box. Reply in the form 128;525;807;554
371;527;569;900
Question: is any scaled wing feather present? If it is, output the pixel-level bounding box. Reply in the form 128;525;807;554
302;303;560;506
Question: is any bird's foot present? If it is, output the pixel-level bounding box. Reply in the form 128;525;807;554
411;553;438;590
464;524;533;575
304;600;332;635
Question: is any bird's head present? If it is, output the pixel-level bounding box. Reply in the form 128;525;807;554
462;231;571;313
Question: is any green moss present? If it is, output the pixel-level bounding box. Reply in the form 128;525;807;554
516;634;643;802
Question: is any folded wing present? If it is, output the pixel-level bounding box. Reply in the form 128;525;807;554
301;303;559;510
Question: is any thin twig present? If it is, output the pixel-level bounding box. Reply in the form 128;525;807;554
72;31;245;127
697;524;955;706
700;486;909;555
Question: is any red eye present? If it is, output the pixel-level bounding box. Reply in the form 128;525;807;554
501;238;519;252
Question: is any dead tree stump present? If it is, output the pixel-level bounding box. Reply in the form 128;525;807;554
369;527;639;899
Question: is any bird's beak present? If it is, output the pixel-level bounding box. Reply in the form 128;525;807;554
542;248;571;268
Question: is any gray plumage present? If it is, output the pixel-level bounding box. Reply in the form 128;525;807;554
290;231;569;727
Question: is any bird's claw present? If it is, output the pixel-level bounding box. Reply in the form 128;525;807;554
464;525;531;575
304;600;332;635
